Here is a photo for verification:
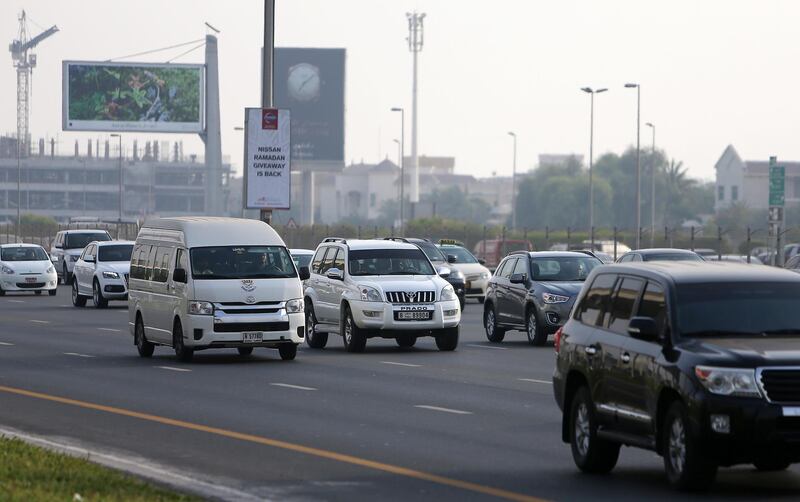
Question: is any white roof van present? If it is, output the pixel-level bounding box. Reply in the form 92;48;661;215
128;217;309;362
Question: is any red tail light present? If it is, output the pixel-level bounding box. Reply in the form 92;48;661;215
554;327;564;354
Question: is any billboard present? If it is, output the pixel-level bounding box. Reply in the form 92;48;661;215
243;108;291;210
62;61;204;133
274;48;345;162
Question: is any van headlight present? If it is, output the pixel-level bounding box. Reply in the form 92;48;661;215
102;271;120;279
189;301;214;315
360;286;383;302
440;284;457;301
285;298;304;313
695;366;761;397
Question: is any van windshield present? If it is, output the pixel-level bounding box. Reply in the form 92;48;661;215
190;246;297;280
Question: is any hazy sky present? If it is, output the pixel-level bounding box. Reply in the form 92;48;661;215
2;0;800;181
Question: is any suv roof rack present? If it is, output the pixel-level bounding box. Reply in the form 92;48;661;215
381;237;410;243
323;237;347;244
508;250;531;256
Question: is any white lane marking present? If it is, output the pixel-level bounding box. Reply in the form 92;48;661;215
98;328;122;333
60;304;71;308
8;300;25;303
269;383;317;391
156;366;192;373
519;378;552;385
64;352;95;358
414;405;473;415
381;361;421;368
0;342;14;346
30;320;50;324
465;343;507;350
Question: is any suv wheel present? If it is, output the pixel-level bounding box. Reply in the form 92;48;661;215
135;318;154;358
238;347;254;356
305;301;328;349
663;401;717;490
93;280;108;309
435;327;459;351
753;458;791;472
526;308;547;346
173;319;193;362
72;281;87;307
570;387;620;474
342;307;367;353
396;334;416;348
0;284;4;296
484;305;505;342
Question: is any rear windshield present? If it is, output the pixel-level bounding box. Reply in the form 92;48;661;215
190;246;296;280
98;244;133;262
292;253;312;270
66;233;110;249
645;252;702;262
349;248;435;276
1;247;48;262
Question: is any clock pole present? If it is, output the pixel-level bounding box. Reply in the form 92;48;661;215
261;0;275;225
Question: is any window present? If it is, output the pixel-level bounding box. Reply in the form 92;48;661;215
144;246;158;281
319;247;337;275
98;245;133;262
333;248;345;271
311;247;327;274
731;185;738;201
512;258;528;277
638;281;667;335
530;256;600;281
190;246;297;280
440;246;478;264
499;258;517;279
176;249;188;272
718;185;725;201
576;274;617;326
607;277;645;334
348;248;436;276
130;244;151;280
65;232;111;250
0;246;48;262
153;247;172;283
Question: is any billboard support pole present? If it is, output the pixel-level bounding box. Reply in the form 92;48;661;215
260;0;275;225
204;35;223;217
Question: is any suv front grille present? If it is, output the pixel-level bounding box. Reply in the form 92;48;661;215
386;291;435;304
760;368;800;403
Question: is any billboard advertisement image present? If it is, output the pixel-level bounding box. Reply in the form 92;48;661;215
62;61;204;133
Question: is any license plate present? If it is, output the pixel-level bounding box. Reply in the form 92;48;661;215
25;277;37;283
396;311;432;321
242;332;263;343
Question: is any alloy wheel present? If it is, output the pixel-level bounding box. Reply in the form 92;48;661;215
486;310;495;334
527;313;537;342
574;402;591;457
344;316;353;345
668;417;687;475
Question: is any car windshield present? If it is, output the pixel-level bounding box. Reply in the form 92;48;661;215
98;244;133;262
1;247;48;261
441;246;478;264
414;241;447;263
349;248;435;276
679;282;800;337
66;233;110;249
190;246;297;280
530;256;601;282
644;252;702;262
292;253;312;270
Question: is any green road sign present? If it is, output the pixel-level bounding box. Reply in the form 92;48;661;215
770;165;785;207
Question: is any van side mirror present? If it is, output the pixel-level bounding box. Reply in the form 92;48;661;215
173;268;188;284
509;273;528;284
628;316;659;342
298;266;310;281
326;267;344;281
447;254;457;264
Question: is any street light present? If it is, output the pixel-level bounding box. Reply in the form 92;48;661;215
646;122;656;247
625;83;641;249
581;87;607;247
508;132;517;229
110;134;122;225
391;107;405;235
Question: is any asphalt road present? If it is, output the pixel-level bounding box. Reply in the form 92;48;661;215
0;286;798;501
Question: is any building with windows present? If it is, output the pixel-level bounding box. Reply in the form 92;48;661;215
714;145;800;211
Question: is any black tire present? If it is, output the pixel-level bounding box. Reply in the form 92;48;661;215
62;264;71;285
396;334;417;348
173;319;193;362
569;387;621;474
279;343;298;360
48;289;57;296
0;285;5;296
305;301;328;349
71;281;87;307
35;291;42;296
435;326;459;351
662;401;717;491
484;305;506;342
477;296;485;304
238;347;254;356
135;317;154;358
526;308;548;346
753;459;791;472
93;280;108;309
342;307;367;353
459;296;465;311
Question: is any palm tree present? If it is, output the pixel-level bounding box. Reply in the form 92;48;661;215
663;160;696;226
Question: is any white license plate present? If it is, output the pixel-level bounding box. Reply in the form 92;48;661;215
242;332;263;343
25;277;37;283
397;311;432;320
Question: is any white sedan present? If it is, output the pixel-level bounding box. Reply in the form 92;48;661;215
72;240;134;308
0;244;58;296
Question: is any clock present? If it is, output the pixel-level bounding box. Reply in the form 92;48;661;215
287;63;321;103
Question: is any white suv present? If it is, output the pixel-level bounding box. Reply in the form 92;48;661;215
303;238;461;352
72;240;133;308
51;230;112;284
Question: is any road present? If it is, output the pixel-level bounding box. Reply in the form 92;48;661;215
0;286;798;501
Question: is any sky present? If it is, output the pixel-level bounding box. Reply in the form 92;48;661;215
2;0;800;182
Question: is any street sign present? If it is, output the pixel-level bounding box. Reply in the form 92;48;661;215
286;217;298;230
243;108;291;209
769;157;785;207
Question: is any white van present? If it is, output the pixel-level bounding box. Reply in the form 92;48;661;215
128;217;309;362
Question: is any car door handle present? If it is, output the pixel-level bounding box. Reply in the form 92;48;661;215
621;352;631;364
585;345;599;356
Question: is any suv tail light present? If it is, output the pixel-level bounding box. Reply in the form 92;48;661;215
554;327;564;354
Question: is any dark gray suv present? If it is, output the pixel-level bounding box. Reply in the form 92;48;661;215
483;251;602;345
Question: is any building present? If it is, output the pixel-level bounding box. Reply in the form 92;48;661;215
714;145;799;211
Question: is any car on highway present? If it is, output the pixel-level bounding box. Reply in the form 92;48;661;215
290;248;315;272
553;261;800;490
384;238;465;309
51;229;112;284
128;217;309;362
303;238;461;352
616;248;703;263
484;251;602;346
706;254;763;264
0;244;57;296
71;240;134;308
438;242;492;303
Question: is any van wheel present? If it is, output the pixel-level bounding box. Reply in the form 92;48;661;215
305;301;328;349
663;401;717;490
237;347;254;356
570;387;620;474
484;305;505;342
173;319;193;362
72;281;86;307
526;308;547;346
279;343;297;360
342;307;366;353
396;334;416;348
435;327;459;351
135;318;154;358
93;280;108;309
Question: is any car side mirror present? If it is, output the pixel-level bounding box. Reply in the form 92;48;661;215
628;316;659;341
173;268;188;284
509;273;528;284
447;254;457;264
298;266;310;281
326;267;344;281
437;266;451;278
478;258;486;265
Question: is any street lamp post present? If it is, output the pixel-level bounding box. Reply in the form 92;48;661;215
646;122;656;248
391;107;405;235
581;87;607;247
110;134;122;226
507;132;517;230
625;83;641;249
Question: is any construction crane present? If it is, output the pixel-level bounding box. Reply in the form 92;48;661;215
9;10;58;157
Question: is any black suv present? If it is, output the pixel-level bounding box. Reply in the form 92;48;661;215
554;261;800;490
484;251;602;345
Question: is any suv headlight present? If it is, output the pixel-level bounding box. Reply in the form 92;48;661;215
188;301;214;315
360;286;383;302
102;271;120;279
695;366;761;397
285;298;304;313
1;265;14;274
440;284;457;301
70;255;80;262
46;265;55;274
543;292;570;304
